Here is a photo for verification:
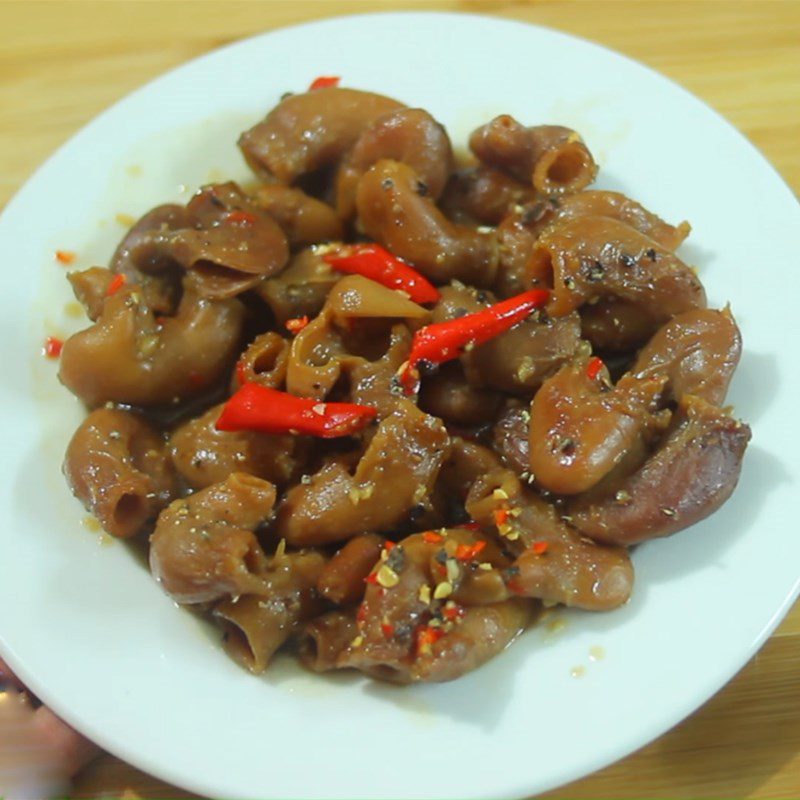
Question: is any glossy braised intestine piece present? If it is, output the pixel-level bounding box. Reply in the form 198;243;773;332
256;247;339;325
167;403;306;490
528;215;706;319
316;533;384;606
251;185;343;247
439;165;535;226
171;182;289;299
419;361;502;426
356;159;498;286
299;610;359;673
335;108;454;219
231;332;290;391
149;472;276;604
58;281;244;407
213;550;326;673
63;408;176;539
331;532;534;683
632;307;742;406
238;87;405;182
528;354;668;495
469;115;597;196
110;204;189;314
464;474;634;611
66;267;116;321
275;400;450;546
286;274;424;403
491;402;532;477
568;395;751;545
580;298;659;352
431;283;581;394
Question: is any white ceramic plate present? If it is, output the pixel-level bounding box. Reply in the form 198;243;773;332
1;12;798;800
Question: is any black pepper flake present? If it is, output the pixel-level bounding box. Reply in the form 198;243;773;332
475;291;489;304
521;201;547;225
386;545;407;573
209;195;224;209
619;252;636;268
280;91;294;100
417;359;437;376
452;307;470;319
416;180;429;197
394;622;413;641
408;503;426;522
583;259;605;282
434;549;448;566
381;177;395;190
558;437;576;456
645;248;658;262
502;566;521;581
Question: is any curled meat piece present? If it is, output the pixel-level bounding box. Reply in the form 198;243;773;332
529;355;668;495
469;115;597;196
251;184;343;247
466;484;634;611
59;282;245;407
336;108;454;218
356;159;498;286
238;87;404;183
256;247;339;325
299;610;359;672
286;277;421;402
168;403;306;490
632;307;742;405
316;533;384;606
172;182;289;299
492;402;531;477
275;400;450;546
528;215;706;319
517;191;691;250
419;361;502;426
568;395;751;545
110;204;188;314
149;472;276;604
231;331;290;391
440;165;535;226
64;408;176;538
213;550;326;673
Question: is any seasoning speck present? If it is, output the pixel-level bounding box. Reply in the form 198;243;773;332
589;645;605;662
570;665;586;679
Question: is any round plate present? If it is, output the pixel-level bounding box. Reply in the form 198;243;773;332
1;12;798;800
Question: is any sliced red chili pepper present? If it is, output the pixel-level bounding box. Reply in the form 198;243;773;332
106;273;127;296
285;315;310;334
422;531;444;544
226;210;258;225
493;508;509;527
461;520;481;531
309;75;341;90
415;625;443;654
401;289;550;392
531;541;549;555
323;244;440;305
586;356;604;381
442;603;465;622
383;540;395;552
365;572;380;585
55;250;75;265
216;384;377;438
43;336;63;358
455;541;487;561
356;603;368;624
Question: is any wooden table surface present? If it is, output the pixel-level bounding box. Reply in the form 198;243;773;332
2;1;798;798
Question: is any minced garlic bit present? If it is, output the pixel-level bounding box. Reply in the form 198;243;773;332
477;562;493;571
312;403;326;416
376;564;400;588
275;538;287;560
445;558;459;584
505;530;520;541
433;581;453;600
492;488;509;501
614;490;632;505
418;584;432;604
348;484;374;505
428;618;442;628
350;635;364;648
115;212;136;227
660;506;677;517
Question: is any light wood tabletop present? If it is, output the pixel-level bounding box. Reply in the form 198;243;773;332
2;1;798;798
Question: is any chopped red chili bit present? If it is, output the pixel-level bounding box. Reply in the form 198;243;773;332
309;75;341;90
226;209;258;225
364;572;380;585
422;531;444;544
507;579;524;595
323;244;440;305
383;540;395;552
380;622;395;638
493;508;509;527
415;625;443;654
455;541;487;561
43;336;63;359
216;384;377;438
285;315;310;334
461;520;481;531
401;289;550;393
442;603;465;622
105;273;127;296
531;541;549;555
356;603;368;624
55;250;75;265
586;356;604;381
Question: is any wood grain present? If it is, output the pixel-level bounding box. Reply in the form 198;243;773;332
2;1;798;798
